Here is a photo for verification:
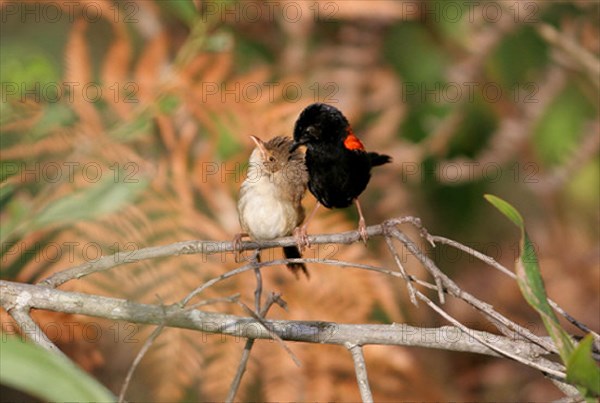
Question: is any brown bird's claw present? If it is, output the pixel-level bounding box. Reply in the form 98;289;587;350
232;233;247;263
358;217;369;245
293;226;310;252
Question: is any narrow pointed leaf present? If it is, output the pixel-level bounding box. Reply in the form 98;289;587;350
0;336;115;401
484;194;524;227
486;195;575;363
566;334;600;398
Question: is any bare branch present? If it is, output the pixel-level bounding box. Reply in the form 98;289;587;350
388;226;558;354
118;324;165;403
5;216;593;400
346;343;373;403
383;234;418;306
7;308;66;359
0;280;551;359
226;293;285;403
38;216;425;289
430;235;599;338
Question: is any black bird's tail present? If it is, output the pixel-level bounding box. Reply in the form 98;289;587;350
283;246;309;279
368;152;392;167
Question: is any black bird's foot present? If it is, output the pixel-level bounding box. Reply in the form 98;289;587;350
358;217;369;245
354;199;369;245
293;225;310;252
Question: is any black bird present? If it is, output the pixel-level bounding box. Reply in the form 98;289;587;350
290;103;391;246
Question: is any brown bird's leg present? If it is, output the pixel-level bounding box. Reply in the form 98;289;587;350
232;232;248;263
354;199;369;244
294;202;321;251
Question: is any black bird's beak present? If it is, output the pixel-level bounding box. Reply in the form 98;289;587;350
289;140;306;153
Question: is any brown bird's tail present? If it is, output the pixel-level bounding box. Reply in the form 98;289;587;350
283;245;309;279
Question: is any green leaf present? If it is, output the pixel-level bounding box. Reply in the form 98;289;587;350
533;84;595;167
215;119;243;161
0;183;15;205
0;196;30;244
0;336;115;401
485;194;575;363
32;177;148;229
160;0;197;26
567;334;600;398
484;194;524;228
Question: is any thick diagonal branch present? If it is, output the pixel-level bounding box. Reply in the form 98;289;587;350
0;280;554;364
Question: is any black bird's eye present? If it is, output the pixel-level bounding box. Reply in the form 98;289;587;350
268;156;276;162
306;126;316;136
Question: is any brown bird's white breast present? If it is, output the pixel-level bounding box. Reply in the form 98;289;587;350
239;174;299;240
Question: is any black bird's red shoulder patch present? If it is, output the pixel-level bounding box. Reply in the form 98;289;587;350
343;128;365;151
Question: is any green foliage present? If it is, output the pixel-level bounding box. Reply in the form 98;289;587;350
534;84;596;166
159;0;198;26
215;118;243;160
1;176;149;243
567;335;600;398
0;336;115;401
486;194;600;399
487;25;548;85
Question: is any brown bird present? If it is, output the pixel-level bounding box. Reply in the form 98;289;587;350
236;135;309;278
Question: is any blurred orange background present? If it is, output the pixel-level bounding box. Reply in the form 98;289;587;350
1;0;598;401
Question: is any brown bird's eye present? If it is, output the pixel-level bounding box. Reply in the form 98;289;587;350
268;156;276;162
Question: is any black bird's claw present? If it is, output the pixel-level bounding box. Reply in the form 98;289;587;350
358;218;369;245
293;226;310;252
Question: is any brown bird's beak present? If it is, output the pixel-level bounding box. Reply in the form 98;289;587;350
249;135;269;160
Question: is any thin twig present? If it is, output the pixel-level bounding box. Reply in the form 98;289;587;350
118;324;165;403
431;235;599;338
236;300;301;367
383;234;418;306
226;293;285;403
120;295;239;402
253;269;262;315
386;226;446;304
346;343;373;403
389;226;558;354
180;257;407;307
226;339;255;403
185;294;241;311
414;290;568;380
38;217;425;289
7;308;67;359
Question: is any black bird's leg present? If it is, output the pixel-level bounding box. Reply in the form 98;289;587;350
354;199;369;244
